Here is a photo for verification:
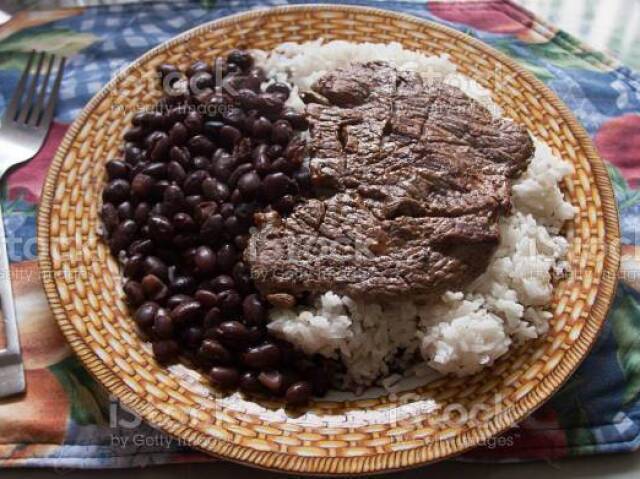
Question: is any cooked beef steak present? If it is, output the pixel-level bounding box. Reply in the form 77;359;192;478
247;62;534;299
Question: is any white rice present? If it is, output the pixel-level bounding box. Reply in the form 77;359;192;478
258;41;576;388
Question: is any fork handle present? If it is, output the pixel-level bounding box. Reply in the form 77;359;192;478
0;199;21;367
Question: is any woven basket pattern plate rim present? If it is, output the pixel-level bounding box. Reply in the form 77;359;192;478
37;4;620;475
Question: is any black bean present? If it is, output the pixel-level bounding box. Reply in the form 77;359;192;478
247;66;266;85
236;89;259;110
203;307;222;329
167;161;187;184
166;105;188;124
133;203;150;226
148;111;167;129
152;339;180;364
200;213;224;241
234;234;249;251
203;178;227;202
219;202;234;219
211;274;234;292
184;111;204;133
142;257;167;281
152;179;169;201
231;259;249;281
192;200;216;223
222;107;245;129
271;157;293;174
230;188;243;205
135;301;159;328
227;50;253;70
285;381;312;406
271;120;292;144
253;153;271;175
131;173;154;199
198;339;231;365
101;202;119;233
219;125;241;147
183;169;209;195
247;326;265;346
182;326;203;349
242;294;266;326
187;135;215;156
223;216;242;237
170;275;197;295
263;172;291;201
236;171;261;199
209;366;240;389
212;150;235;181
228;162;252;187
169;145;192;168
192;155;210;171
218;289;241;315
143;162;167;178
243;343;281;369
217;243;236;271
234;203;256;224
239;371;264;395
191;71;214;92
172;212;195;233
273;194;295;214
142;274;169;302
123;280;145;306
131;111;148;127
153;308;174;339
256;93;284;117
182;194;201;211
167;293;192;309
125;144;144;165
123;126;144;142
281;108;309;129
168;122;188;145
109;219;137;252
106;160;130;180
257;370;285;394
170;300;202;325
266;144;283;160
123;253;145;278
194;289;218;308
148;215;174;242
215;320;249;348
149;135;170;162
173;233;198;250
103;178;130;204
203;120;224;138
194;246;216;274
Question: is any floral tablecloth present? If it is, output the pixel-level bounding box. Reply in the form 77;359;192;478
0;0;639;468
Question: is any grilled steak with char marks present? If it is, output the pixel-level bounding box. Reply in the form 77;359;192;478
247;62;534;299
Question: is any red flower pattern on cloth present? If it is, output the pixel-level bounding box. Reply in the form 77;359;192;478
428;0;534;35
595;114;640;188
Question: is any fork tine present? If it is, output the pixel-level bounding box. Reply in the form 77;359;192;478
39;56;66;128
3;50;35;122
27;53;55;127
16;51;46;124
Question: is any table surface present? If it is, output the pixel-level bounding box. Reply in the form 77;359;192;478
0;449;638;478
0;0;638;477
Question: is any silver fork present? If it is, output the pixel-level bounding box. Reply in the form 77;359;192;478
0;51;66;398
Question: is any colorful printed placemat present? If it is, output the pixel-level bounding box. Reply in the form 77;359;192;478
0;0;638;468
